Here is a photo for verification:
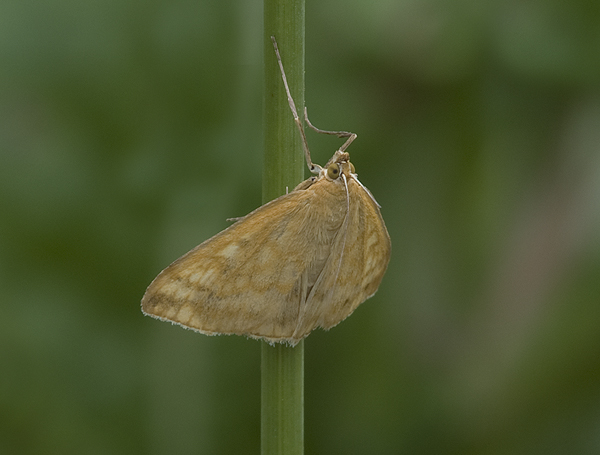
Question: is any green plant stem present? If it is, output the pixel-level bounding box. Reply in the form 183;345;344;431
261;342;304;455
261;0;305;454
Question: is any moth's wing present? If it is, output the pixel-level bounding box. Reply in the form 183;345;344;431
141;183;324;344
293;176;391;338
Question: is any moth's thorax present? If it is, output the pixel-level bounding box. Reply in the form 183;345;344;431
309;176;349;222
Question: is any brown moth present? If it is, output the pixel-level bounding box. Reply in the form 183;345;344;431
141;37;391;345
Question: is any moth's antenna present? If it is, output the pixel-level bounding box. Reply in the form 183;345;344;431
271;36;321;175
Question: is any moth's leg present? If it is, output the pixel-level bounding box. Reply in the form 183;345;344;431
271;36;322;175
303;107;357;153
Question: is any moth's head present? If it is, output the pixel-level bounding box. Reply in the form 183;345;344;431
322;150;356;182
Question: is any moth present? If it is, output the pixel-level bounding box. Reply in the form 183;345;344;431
141;37;391;345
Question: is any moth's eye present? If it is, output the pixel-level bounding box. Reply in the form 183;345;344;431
349;162;355;174
327;163;340;179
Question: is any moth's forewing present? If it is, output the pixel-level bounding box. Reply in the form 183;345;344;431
292;173;391;338
320;175;391;328
142;185;309;342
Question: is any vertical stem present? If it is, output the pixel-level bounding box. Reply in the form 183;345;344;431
261;342;304;455
262;1;305;454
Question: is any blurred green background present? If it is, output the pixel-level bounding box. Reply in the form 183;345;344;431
2;0;600;454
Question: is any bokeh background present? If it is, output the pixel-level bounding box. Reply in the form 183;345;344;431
2;0;600;454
